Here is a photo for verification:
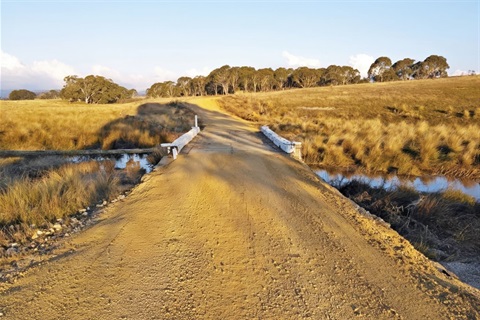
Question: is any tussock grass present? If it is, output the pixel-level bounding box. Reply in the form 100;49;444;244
219;76;480;179
339;182;480;261
0;161;119;227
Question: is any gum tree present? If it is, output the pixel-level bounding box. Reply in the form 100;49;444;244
368;56;393;82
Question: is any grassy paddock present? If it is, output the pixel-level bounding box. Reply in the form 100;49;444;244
218;76;480;179
0;99;196;150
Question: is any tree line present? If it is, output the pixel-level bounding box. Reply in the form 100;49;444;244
146;54;450;98
367;55;449;82
147;64;363;98
7;54;452;102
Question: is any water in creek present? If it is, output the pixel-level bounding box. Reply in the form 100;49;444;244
71;154;155;173
316;169;480;202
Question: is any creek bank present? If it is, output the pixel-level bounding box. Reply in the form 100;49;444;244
315;168;480;289
0;191;130;284
0;153;163;283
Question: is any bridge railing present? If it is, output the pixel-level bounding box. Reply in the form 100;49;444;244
261;125;302;160
161;115;200;160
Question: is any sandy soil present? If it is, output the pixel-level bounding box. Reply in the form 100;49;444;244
0;100;479;319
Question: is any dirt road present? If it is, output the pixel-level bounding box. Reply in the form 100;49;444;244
1;100;479;319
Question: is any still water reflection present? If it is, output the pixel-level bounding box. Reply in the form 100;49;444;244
317;169;480;202
71;154;154;173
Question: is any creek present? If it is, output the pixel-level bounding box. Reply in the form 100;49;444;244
71;154;155;173
316;169;480;202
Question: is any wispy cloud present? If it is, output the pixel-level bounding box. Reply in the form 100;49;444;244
451;69;470;76
1;50;75;90
282;51;321;68
185;67;212;78
91;64;177;90
349;53;374;78
0;51;180;91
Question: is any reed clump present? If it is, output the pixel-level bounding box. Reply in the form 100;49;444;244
338;181;480;261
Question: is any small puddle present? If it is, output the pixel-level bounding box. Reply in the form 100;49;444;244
317;169;480;202
70;154;155;173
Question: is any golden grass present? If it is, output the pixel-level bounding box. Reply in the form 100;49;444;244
0;99;196;245
218;76;480;178
0;98;188;150
0;161;119;227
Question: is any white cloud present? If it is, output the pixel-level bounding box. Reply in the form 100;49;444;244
89;64;177;90
1;51;26;71
185;67;212;78
0;51;180;92
153;67;176;82
451;69;470;76
349;54;374;78
1;50;75;90
282;51;321;68
32;60;75;82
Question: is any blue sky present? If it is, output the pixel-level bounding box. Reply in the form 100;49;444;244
1;0;479;91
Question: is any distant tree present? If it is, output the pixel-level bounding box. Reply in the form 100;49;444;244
38;89;60;99
392;58;415;80
238;66;256;92
60;75;133;103
257;68;275;92
250;69;261;92
317;68;327;86
9;89;36;100
176;76;192;96
229;67;240;93
291;67;319;88
368;56;393;82
341;66;361;85
208;65;231;95
411;55;449;79
422;55;449;78
273;67;290;90
324;65;344;85
146;81;176;98
191;76;207;96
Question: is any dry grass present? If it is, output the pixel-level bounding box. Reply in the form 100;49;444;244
339;181;480;261
218;76;480;179
0;100;196;246
0;98;194;150
0;161;119;227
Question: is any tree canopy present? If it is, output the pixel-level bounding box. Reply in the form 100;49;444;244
369;55;449;82
60;75;136;104
9;89;36;100
368;57;393;82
